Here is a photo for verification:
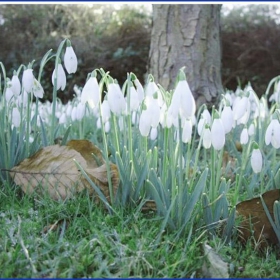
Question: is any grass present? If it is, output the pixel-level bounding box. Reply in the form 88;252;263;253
1;184;279;278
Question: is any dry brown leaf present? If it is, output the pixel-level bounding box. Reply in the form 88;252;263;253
236;189;280;249
9;140;119;203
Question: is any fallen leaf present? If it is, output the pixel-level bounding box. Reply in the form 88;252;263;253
236;189;280;249
9;140;119;203
202;242;229;278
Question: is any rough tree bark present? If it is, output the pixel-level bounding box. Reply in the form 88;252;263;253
148;4;223;108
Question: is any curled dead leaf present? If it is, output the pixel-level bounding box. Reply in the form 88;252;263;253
236;189;280;249
9;140;119;204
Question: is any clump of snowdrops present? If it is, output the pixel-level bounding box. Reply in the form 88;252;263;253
1;39;280;241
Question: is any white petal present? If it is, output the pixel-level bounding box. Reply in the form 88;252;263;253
240;128;249;145
22;69;34;93
64;46;78;74
81;77;100;108
251;149;262;173
211;118;225;150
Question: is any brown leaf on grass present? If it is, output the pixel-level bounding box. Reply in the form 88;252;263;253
236;189;280;249
9;140;119;203
202;242;229;278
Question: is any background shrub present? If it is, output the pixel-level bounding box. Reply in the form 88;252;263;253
0;4;280;101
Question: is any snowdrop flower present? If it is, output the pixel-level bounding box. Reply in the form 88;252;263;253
22;68;34;93
5;80;14;103
251;143;262;173
64;40;78;74
269;81;280;103
202;125;211;149
12;107;21;127
150;127;158;140
139;107;151;137
145;77;164;107
11;72;21;96
197;108;211;136
133;78;145;104
100;100;111;123
248;123;255;136
81;74;100;108
32;78;44;98
211;110;225;150
240;127;249;145
171;69;196;120
221;104;234;134
126;86;140;112
232;94;249;121
107;81;126;115
52;61;66;91
181;118;193;143
265;117;280;149
76;103;85;120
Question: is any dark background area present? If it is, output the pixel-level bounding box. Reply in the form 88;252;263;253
0;4;279;102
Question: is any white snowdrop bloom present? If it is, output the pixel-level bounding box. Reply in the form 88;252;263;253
251;146;262;173
248;123;255;136
64;44;78;74
127;86;140;112
131;111;139;125
22;68;34;93
71;106;77;121
5;84;14;103
145;80;163;106
159;103;170;128
166;103;179;128
175;80;196;119
52;63;66;91
11;73;21;96
107;83;126;115
211;115;225;150
81;76;100;108
12;107;21;127
149;97;161;128
224;92;233;106
100;100;111;122
76;103;85;120
139;109;151;137
134;78;145;104
197;108;211;136
16;90;28;108
181;118;193;143
202;126;212;149
59;113;67;124
150;127;158;140
32;78;44;98
104;120;110;133
221;105;234;134
240;127;249;145
265;118;280;149
269;81;280;103
232;95;249;121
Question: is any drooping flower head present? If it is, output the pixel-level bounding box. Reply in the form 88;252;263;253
64;40;78;74
211;109;225;151
81;71;100;109
251;142;263;173
107;77;126;115
52;58;66;91
22;65;34;93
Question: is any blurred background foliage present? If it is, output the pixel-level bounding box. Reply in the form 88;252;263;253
0;4;280;102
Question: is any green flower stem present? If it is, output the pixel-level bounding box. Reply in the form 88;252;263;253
97;70;115;204
50;40;66;144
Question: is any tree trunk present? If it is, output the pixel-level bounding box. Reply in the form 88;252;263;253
148;4;223;108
